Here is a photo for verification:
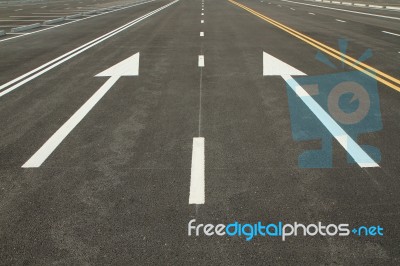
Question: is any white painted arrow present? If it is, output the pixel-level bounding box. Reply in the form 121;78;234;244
263;51;378;168
22;52;140;168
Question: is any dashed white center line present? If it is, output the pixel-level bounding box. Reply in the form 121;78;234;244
40;6;47;9
382;30;400;37
189;137;205;204
201;13;204;15
309;12;315;15
198;55;205;67
200;31;204;37
335;19;346;22
14;9;23;11
290;8;295;10
201;19;204;23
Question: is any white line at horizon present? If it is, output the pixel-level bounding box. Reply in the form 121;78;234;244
0;0;178;98
281;0;400;20
382;30;400;37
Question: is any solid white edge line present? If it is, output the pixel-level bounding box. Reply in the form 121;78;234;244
0;0;179;98
382;30;400;37
189;137;205;204
281;0;400;20
0;0;157;44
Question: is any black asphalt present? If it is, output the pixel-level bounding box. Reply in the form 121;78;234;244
0;0;399;264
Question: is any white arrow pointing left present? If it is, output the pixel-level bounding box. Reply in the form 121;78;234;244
22;52;140;168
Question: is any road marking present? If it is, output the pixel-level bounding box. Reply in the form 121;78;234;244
198;55;205;67
32;13;75;15
10;16;63;17
228;0;400;92
382;30;400;37
309;12;315;15
202;8;204;10
201;12;204;15
22;53;140;168
335;19;346;22
290;7;295;10
0;0;157;43
189;137;205;204
40;6;47;9
14;9;23;11
0;20;44;22
0;0;179;98
263;52;379;168
200;31;204;36
281;0;400;21
201;19;204;23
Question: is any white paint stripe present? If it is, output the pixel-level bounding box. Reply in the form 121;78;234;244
309;12;315;15
0;20;44;21
283;75;379;168
32;13;75;14
22;76;120;168
0;0;157;43
201;12;204;15
282;0;400;20
10;16;63;17
290;7;295;10
201;19;204;23
0;0;179;98
200;31;204;36
382;30;400;37
189;137;205;204
198;55;204;67
335;19;346;22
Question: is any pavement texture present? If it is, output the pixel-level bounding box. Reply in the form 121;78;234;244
0;0;399;264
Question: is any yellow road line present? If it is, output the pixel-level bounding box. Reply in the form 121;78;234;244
228;0;400;93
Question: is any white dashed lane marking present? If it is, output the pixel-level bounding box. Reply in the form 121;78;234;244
189;137;205;204
198;55;205;67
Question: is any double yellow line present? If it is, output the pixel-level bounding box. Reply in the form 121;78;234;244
228;0;400;93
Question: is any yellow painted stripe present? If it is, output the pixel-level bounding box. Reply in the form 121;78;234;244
228;0;400;93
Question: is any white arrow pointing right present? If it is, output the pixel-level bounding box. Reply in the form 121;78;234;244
22;53;140;168
263;51;378;168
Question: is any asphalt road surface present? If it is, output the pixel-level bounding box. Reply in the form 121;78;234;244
0;0;399;264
